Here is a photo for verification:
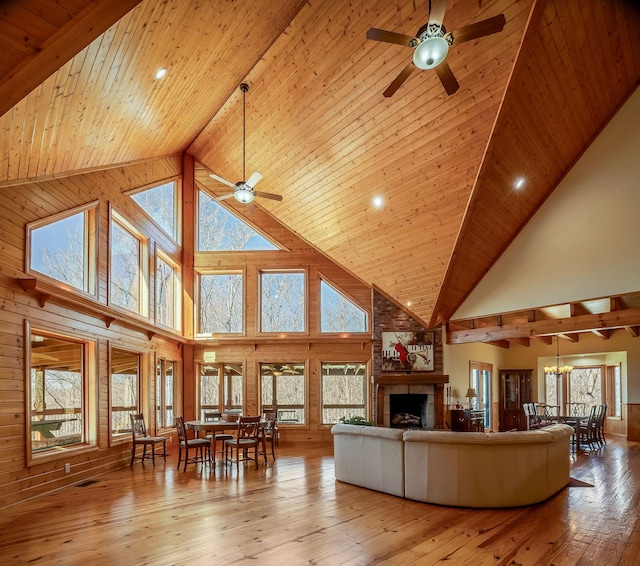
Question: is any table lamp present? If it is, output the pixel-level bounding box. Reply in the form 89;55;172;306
466;388;477;410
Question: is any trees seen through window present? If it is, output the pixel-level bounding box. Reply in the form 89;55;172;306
28;205;96;293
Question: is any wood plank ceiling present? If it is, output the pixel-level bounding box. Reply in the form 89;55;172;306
1;0;639;345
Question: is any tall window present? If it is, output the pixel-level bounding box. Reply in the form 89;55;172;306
156;253;180;330
545;372;561;408
261;363;305;424
606;364;622;418
130;180;178;241
156;359;175;429
320;280;368;333
110;216;147;315
321;363;367;424
199;363;243;418
110;349;140;438
28;204;97;294
470;361;491;428
198;191;278;251
199;272;243;334
568;366;603;408
260;271;305;332
29;330;94;454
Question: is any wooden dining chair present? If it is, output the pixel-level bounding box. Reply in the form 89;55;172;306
261;410;279;459
579;405;599;448
565;402;586;417
203;411;234;460
225;415;265;469
129;413;166;466
175;416;212;471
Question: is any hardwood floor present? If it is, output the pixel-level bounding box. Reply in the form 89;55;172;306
1;438;640;565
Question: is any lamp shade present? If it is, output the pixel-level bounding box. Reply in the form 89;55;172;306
234;188;255;203
465;388;477;398
413;36;449;69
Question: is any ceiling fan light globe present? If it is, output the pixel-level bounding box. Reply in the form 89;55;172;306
413;36;449;69
234;189;254;203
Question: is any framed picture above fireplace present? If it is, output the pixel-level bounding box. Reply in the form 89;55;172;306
382;331;434;372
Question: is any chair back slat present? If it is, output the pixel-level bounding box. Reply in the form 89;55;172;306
130;413;147;438
175;416;187;442
237;416;261;440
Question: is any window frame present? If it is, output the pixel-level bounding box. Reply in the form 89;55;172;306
156;358;176;430
109;210;149;317
320;362;368;426
319;278;369;334
196;189;280;252
155;250;182;332
128;178;181;243
606;363;622;419
196;270;245;337
109;346;142;443
26;321;98;465
26;201;98;298
259;362;307;425
259;269;307;334
198;362;244;418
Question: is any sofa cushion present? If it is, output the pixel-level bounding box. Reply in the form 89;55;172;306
331;424;405;497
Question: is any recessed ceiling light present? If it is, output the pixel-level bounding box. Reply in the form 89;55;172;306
155;68;167;80
514;177;525;190
407;301;412;307
373;196;383;208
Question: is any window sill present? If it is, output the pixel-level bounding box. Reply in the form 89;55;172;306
18;277;186;342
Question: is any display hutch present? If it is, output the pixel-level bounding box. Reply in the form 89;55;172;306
498;369;532;431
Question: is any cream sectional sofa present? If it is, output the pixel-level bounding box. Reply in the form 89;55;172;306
332;423;405;497
331;423;574;508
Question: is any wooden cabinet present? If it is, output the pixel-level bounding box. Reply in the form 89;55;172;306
450;409;485;432
499;369;533;431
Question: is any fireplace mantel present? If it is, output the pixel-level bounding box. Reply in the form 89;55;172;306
374;374;449;385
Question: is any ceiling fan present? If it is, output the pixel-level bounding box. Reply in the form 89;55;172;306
210;83;282;209
366;0;506;97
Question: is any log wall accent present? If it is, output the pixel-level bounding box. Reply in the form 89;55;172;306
0;154;372;507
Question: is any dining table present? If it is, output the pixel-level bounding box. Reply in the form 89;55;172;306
184;419;267;463
531;413;589;451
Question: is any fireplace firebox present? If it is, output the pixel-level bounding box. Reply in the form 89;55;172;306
390;393;429;428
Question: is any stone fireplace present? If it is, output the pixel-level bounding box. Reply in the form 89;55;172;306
373;375;447;429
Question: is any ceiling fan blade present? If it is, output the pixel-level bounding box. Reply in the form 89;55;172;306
453;14;506;44
246;201;256;214
366;28;414;47
434;61;459;95
214;193;236;202
254;191;283;201
427;0;448;27
210;173;236;189
383;62;416;98
246;171;263;188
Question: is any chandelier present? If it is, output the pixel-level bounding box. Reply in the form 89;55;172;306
544;335;573;375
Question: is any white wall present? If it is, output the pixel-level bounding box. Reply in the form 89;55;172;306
454;86;640;319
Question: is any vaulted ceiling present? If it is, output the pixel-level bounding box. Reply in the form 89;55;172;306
1;0;639;342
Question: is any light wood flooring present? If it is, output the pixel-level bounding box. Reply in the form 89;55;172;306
1;438;640;565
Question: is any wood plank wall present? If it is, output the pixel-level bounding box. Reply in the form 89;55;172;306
0;154;373;508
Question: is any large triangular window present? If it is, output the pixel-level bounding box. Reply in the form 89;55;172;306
198;190;279;251
320;280;368;333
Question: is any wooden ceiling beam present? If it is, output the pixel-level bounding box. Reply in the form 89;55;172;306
449;306;640;344
0;0;143;118
592;329;610;340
